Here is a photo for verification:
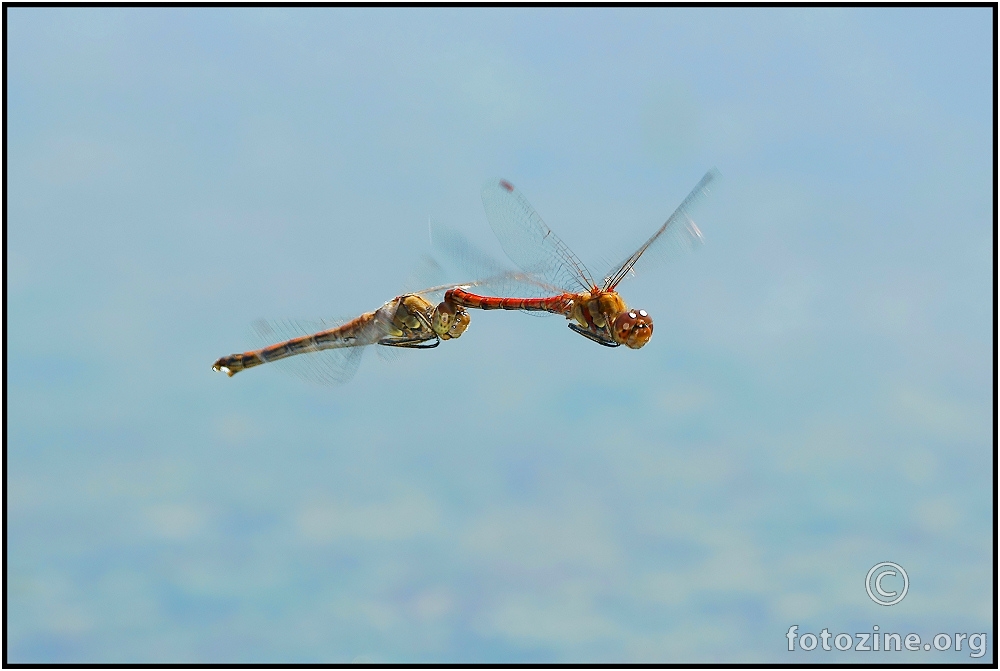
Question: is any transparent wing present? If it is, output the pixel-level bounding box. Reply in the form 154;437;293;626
401;254;450;297
429;225;563;317
430;224;563;298
247;315;385;385
482;178;596;293
400;248;545;307
603;169;719;291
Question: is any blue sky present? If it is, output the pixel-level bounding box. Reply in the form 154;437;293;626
6;7;993;663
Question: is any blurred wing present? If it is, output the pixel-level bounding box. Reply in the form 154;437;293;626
248;316;385;385
603;169;719;291
401;254;449;296
427;225;562;317
430;224;563;298
482;178;595;293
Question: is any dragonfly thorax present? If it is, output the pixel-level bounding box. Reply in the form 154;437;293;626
570;290;623;328
568;290;652;349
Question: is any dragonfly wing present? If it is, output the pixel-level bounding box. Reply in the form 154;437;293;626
482;178;596;293
248;316;383;385
428;226;561;318
431;224;563;295
401;254;450;297
603;169;719;291
430;224;513;285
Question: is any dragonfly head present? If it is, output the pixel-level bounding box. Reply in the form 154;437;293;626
432;302;471;340
613;308;653;349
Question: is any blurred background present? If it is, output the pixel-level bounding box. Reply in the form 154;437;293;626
6;7;993;663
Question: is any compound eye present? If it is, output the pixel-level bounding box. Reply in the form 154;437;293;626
615;310;653;349
614;311;637;331
612;311;640;345
449;310;471;338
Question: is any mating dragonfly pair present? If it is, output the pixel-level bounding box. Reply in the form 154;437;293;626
212;170;718;384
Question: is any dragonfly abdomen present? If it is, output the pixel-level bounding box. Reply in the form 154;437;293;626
212;311;376;377
446;287;573;315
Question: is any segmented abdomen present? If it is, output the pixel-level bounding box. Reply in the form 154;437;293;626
213;311;378;376
446;287;573;315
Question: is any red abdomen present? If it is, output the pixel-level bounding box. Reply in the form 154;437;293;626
446;288;573;315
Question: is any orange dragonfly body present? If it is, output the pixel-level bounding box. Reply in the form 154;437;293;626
443;171;718;348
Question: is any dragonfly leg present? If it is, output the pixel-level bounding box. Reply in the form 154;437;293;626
378;335;441;349
413;308;435;331
567;323;620;347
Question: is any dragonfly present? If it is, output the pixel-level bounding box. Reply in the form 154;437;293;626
211;284;473;384
210;249;549;384
442;169;719;348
